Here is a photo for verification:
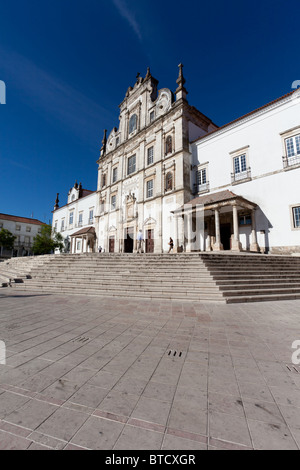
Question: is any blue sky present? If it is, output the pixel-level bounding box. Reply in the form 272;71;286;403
0;0;299;223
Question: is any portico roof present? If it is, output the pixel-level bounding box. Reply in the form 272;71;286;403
70;226;95;237
174;190;257;214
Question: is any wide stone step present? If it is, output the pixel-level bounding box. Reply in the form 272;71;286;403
222;286;300;296
226;293;300;303
17;280;221;292
217;279;300;286
29;276;216;286
13;284;225;302
211;272;300;278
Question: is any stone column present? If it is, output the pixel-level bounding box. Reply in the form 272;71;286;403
185;211;193;253
213;209;223;251
206;217;212;251
231;203;242;251
133;225;138;253
173;214;179;253
250;208;259;252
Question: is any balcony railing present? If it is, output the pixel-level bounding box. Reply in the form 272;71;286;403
231;167;251;184
194;181;210;194
283;155;300;169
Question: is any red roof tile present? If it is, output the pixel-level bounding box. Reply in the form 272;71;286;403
0;213;46;225
192;89;297;144
70;226;95;237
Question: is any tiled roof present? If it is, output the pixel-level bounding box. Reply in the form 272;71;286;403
192;89;297;144
81;189;94;197
52;190;96;212
0;213;46;225
187;190;238;206
70;226;95;237
175;190;257;211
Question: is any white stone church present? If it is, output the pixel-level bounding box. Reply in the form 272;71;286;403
52;65;300;255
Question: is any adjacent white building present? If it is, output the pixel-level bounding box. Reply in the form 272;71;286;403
186;87;300;254
52;182;97;254
0;213;45;257
52;66;300;255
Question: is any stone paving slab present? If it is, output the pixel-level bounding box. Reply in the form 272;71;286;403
0;289;300;450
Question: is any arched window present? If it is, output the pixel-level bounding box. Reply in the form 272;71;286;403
129;114;137;134
165;135;172;154
166;172;173;191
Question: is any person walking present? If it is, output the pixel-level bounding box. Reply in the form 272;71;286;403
168;237;174;253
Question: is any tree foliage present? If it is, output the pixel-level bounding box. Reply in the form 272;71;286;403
0;228;16;250
32;224;64;255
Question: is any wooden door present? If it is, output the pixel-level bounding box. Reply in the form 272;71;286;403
109;236;115;253
146;229;154;253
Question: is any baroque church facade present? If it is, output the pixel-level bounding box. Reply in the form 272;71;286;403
52;65;300;255
95;65;217;254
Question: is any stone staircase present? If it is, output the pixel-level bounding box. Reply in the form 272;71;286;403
0;255;54;287
201;253;300;303
11;253;225;302
4;252;300;303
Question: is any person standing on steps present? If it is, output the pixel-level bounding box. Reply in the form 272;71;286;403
137;229;144;254
168;237;174;253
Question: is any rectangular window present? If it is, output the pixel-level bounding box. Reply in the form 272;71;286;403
0;223;3;228
102;174;107;187
15;224;21;231
116;136;120;147
89;209;94;223
128;154;136;175
285;134;300;158
196;167;209;193
24;236;30;245
146;179;153;199
54;222;57;232
26;226;31;232
293;206;300;228
78;213;83;227
147;146;154;165
234;154;247;174
69;212;74;225
111;195;116;210
150;111;155;123
61;219;65;231
239;214;252;226
112;167;118;183
197;168;207;186
76;240;81;251
286;137;295;158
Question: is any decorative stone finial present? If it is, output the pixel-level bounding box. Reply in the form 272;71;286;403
176;63;188;100
145;67;151;80
54;193;59;211
101;129;107;156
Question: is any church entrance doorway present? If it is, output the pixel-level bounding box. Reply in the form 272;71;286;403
124;227;134;253
109;236;115;253
220;223;231;250
145;229;154;253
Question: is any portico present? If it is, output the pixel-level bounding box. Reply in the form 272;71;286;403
173;190;259;253
70;226;96;254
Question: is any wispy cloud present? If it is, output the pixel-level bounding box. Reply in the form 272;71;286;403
0;46;115;145
112;0;142;42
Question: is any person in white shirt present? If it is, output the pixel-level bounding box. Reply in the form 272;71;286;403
137;230;144;253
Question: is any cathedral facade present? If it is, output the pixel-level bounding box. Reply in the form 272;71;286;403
95;65;217;253
52;66;300;255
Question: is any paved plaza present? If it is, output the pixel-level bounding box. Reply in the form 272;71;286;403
0;289;300;450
